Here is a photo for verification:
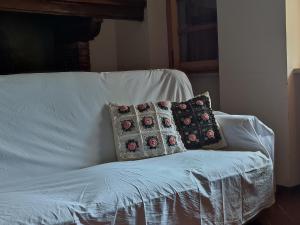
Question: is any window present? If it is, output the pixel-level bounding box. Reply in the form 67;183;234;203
167;0;219;73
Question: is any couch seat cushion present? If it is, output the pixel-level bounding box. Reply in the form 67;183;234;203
0;150;274;225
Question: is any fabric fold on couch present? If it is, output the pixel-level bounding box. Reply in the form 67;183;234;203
215;114;275;162
0;150;274;225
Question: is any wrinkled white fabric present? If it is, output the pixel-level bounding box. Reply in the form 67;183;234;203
0;69;193;180
0;150;273;225
215;115;274;162
0;70;275;225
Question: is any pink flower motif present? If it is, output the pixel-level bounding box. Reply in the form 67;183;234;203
143;117;153;126
183;117;192;125
196;100;204;106
127;141;138;152
168;136;177;146
122;120;132;131
118;105;129;113
178;103;187;110
159;101;168;107
148;137;158;148
158;101;170;110
206;130;215;139
201;113;210;121
137;103;149;112
163;118;172;127
188;134;197;142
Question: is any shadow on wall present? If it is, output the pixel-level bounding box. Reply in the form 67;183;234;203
288;71;300;185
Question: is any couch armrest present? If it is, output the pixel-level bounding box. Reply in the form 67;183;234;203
215;114;274;162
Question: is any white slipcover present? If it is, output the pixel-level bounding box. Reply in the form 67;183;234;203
0;69;193;180
0;70;274;225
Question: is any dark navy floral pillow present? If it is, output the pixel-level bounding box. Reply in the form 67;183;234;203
171;92;226;149
109;101;186;161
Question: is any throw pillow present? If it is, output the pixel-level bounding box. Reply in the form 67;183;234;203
109;101;186;161
171;92;227;149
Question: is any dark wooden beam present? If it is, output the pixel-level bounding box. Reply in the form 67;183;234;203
0;0;146;20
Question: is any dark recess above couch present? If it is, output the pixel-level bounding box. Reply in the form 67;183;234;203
0;0;146;75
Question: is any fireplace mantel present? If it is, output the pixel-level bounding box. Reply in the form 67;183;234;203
0;0;146;20
0;0;146;75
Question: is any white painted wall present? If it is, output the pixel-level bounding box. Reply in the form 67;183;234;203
90;20;118;72
286;0;300;75
217;0;294;186
90;0;170;71
114;16;151;70
114;0;169;70
146;0;169;69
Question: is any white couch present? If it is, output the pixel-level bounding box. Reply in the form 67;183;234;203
0;69;274;225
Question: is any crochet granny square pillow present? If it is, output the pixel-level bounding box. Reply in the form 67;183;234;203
109;101;186;161
171;92;227;149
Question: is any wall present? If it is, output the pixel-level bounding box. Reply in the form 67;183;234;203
188;73;220;109
114;18;150;70
288;70;300;186
286;0;300;186
90;20;118;72
217;0;294;186
90;0;221;109
146;0;170;69
286;0;300;74
114;0;169;70
91;0;170;71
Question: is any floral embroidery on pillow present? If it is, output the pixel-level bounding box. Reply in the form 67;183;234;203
157;101;170;110
137;103;150;112
118;105;130;114
147;136;159;149
121;120;134;132
192;95;210;108
142;116;155;129
162;117;172;128
202;127;216;141
206;129;215;139
109;101;186;161
195;99;204;106
126;140;139;152
181;116;196;127
187;133;200;144
182;117;192;126
171;93;225;149
167;135;177;146
200;113;210;121
178;103;187;110
173;103;192;115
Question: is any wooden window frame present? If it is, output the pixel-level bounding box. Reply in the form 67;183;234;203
166;0;219;74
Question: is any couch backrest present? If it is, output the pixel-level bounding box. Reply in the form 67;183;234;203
0;69;193;180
